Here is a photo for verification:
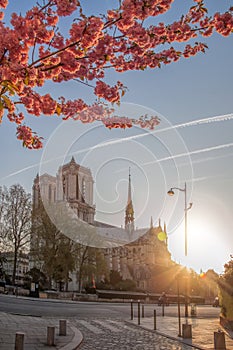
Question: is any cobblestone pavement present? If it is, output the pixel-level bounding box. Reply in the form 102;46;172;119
1;310;233;349
0;312;81;350
75;318;199;350
129;315;233;350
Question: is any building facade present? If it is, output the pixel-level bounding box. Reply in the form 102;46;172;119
31;157;172;292
1;251;29;286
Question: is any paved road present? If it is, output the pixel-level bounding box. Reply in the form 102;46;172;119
0;294;220;319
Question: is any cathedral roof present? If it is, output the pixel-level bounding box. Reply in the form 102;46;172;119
61;156;92;175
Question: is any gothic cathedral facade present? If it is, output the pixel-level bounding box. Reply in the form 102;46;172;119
32;157;172;292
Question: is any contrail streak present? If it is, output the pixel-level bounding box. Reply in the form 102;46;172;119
152;142;233;164
117;142;233;172
1;113;233;180
70;112;233;151
160;113;233;131
71;113;233;154
1;163;39;180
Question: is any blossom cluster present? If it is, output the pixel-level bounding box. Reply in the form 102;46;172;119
214;12;233;37
55;0;78;16
95;81;124;103
0;0;232;148
16;125;43;149
103;115;160;130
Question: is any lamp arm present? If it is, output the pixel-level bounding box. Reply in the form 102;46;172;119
170;186;185;192
185;202;193;211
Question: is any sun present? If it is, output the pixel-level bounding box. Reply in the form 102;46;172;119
168;207;229;274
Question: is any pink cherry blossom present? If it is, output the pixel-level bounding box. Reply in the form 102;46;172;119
16;125;43;149
0;0;231;148
0;0;8;9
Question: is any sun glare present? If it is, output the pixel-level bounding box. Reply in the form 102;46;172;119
169;209;229;274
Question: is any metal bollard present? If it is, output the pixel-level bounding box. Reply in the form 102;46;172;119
162;302;165;317
130;300;133;320
15;332;24;350
47;326;55;346
59;319;67;336
214;330;226;350
190;303;197;317
137;300;140;325
182;324;192;339
142;303;144;318
154;309;156;330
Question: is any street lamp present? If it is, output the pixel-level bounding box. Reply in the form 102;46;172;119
167;182;192;257
177;276;182;337
167;182;192;318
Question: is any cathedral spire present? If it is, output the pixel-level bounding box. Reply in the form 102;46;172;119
127;167;132;204
158;218;162;231
70;156;76;163
125;168;134;233
150;216;153;229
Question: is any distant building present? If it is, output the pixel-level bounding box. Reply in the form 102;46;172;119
1;251;29;286
31;157;171;292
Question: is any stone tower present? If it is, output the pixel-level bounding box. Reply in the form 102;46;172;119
32;157;95;224
124;168;134;234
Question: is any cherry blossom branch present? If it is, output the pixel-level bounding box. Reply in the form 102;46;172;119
29;40;81;68
0;0;232;149
73;78;95;89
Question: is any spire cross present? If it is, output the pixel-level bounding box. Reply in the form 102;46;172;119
128;167;132;204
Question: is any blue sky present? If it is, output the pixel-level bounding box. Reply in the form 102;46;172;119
1;1;233;274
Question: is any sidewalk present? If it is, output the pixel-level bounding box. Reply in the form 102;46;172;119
128;314;233;350
0;311;83;350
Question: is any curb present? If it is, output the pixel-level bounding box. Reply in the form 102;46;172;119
59;326;83;350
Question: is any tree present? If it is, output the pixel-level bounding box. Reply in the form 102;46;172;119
0;186;7;249
219;255;233;320
53;234;77;291
0;184;31;285
109;270;122;287
31;202;76;291
75;245;91;292
76;246;108;292
31;199;109;292
0;1;232;148
0;253;7;280
204;269;219;298
23;267;48;291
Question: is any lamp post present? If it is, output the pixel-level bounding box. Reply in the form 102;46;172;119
177;276;182;337
167;182;192;257
167;182;192;318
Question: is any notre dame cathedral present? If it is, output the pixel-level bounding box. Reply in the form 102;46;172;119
31;157;172;292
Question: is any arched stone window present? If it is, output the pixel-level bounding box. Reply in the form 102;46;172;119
76;175;79;199
48;184;52;202
62;176;66;199
82;178;86;202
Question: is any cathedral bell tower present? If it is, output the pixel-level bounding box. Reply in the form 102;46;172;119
125;168;135;234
